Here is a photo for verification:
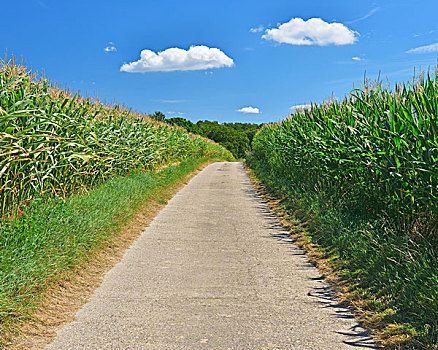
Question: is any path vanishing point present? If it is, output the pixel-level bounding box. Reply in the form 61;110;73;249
46;162;376;350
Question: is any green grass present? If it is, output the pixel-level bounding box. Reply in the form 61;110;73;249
247;68;438;349
0;157;220;342
0;54;233;346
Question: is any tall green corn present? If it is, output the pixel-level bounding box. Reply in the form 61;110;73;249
253;72;438;229
0;58;231;216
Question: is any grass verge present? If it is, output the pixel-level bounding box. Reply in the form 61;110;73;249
0;157;223;349
244;160;438;350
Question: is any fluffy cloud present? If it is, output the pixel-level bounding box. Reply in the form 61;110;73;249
352;56;362;61
263;18;358;46
120;45;234;73
237;106;260;114
290;104;312;111
407;42;438;54
104;42;117;52
250;25;264;33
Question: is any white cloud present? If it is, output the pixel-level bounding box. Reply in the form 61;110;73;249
407;42;438;54
104;45;117;52
237;106;260;114
263;18;358;46
120;45;234;73
352;56;362;61
346;7;380;24
250;25;264;33
290;104;312;111
412;29;437;38
167;111;185;116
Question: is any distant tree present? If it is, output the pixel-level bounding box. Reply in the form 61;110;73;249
196;120;251;158
151;111;166;122
223;122;261;147
164;116;263;158
166;117;200;134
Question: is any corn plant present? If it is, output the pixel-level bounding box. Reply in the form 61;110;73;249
0;58;231;217
253;72;438;229
248;68;438;346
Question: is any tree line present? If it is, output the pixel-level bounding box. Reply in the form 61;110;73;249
151;112;263;159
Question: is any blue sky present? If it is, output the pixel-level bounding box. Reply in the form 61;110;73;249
2;0;438;123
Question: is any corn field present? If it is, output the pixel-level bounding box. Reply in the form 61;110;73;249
0;58;231;217
248;69;438;346
253;71;438;230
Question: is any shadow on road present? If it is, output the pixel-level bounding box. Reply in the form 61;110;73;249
241;175;378;349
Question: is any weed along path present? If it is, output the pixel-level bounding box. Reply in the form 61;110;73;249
46;162;375;350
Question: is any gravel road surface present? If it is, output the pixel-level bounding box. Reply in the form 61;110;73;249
46;162;376;349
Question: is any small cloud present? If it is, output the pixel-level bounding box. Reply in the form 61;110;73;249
250;25;264;33
104;43;117;53
407;42;438;54
263;18;358;46
290;104;312;111
352;56;362;61
120;45;234;73
346;7;380;24
243;47;255;51
412;30;437;38
237;106;260;114
167;111;185;116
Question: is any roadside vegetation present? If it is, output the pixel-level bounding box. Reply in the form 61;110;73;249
0;58;231;218
1;157;219;346
166;117;262;158
0;57;233;343
246;70;438;349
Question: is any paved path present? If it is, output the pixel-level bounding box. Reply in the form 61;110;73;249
47;162;376;349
